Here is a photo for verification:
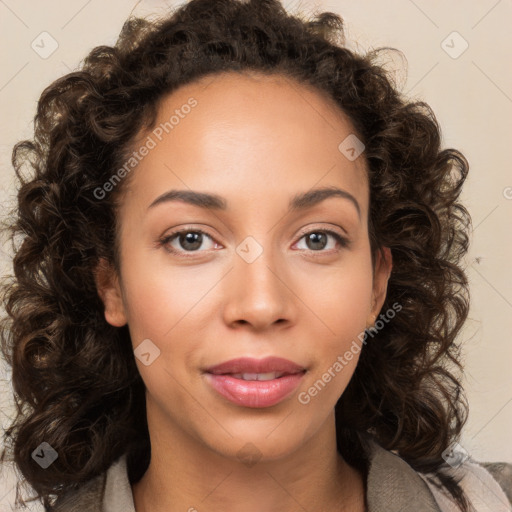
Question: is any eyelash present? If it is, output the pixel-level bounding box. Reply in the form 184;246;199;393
158;227;351;258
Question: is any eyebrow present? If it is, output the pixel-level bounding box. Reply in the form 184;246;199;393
148;186;361;218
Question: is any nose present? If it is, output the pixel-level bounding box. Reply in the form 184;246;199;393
221;241;294;331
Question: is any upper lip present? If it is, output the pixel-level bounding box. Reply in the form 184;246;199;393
205;356;306;375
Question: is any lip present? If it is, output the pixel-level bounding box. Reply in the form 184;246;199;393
203;357;306;408
204;356;306;375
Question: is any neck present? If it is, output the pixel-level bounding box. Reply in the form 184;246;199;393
131;404;366;512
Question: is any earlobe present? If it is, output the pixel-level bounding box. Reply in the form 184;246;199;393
93;257;128;327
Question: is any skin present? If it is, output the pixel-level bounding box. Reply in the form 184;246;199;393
95;71;392;512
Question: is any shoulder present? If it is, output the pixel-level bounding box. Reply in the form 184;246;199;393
420;459;512;512
47;472;106;512
48;454;135;512
481;462;512;504
364;438;512;511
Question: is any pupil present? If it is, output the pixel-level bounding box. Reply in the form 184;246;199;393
181;232;202;250
308;233;326;250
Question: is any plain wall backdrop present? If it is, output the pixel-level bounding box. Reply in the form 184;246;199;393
1;0;511;509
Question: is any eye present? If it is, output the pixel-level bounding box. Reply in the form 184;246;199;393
159;227;350;258
293;229;350;253
159;228;220;256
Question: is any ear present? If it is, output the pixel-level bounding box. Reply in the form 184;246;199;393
366;246;393;328
93;257;128;327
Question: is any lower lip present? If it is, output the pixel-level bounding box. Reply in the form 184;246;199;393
204;372;305;408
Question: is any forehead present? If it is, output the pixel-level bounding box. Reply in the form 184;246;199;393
124;71;368;216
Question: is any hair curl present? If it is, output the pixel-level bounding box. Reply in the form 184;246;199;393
0;0;472;510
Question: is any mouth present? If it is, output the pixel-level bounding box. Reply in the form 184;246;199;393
203;356;307;408
204;356;306;376
223;371;297;381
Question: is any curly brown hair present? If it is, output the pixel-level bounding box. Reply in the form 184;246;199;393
0;0;472;510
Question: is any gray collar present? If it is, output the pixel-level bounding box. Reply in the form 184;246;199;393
365;439;441;511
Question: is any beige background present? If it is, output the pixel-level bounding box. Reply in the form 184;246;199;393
1;0;511;509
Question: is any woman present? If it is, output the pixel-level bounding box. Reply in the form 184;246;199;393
1;0;510;511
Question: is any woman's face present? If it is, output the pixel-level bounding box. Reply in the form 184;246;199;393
96;71;391;462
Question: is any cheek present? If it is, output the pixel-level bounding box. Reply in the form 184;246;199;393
118;254;221;391
120;252;220;342
293;252;374;343
288;250;374;408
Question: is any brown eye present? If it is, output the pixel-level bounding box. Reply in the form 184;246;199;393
160;229;219;255
294;230;350;252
